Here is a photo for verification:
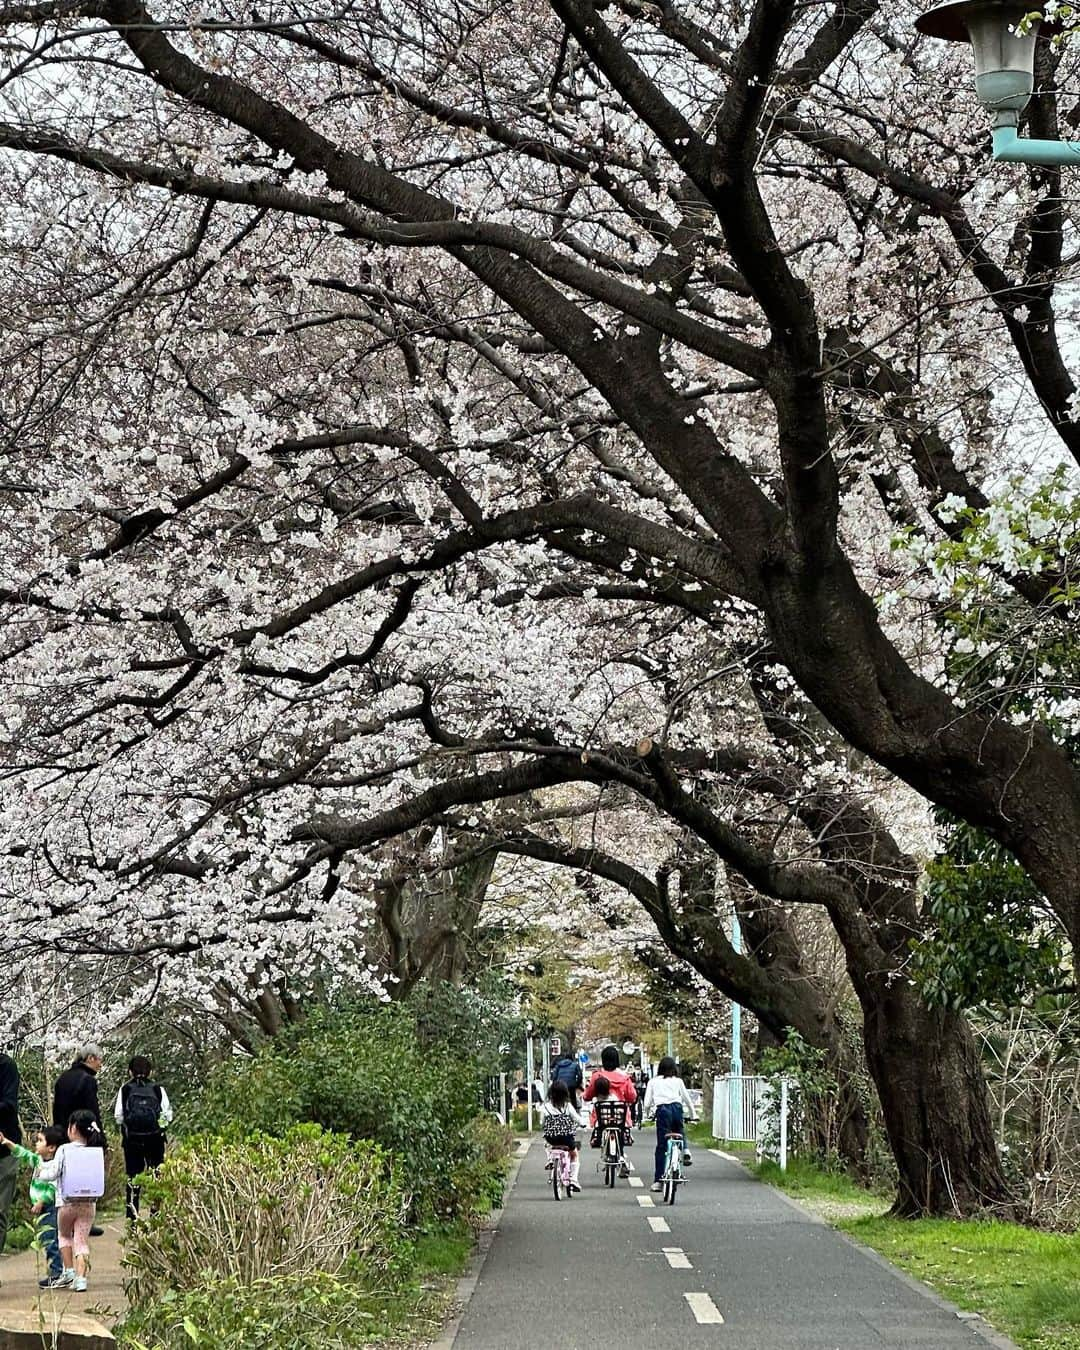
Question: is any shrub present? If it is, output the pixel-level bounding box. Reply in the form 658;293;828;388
448;1114;513;1225
117;1271;405;1350
122;1125;411;1309
190;1002;498;1223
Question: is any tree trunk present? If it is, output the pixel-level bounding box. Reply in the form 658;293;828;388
860;978;1011;1217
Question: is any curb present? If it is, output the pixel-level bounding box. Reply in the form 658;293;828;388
428;1136;533;1350
710;1150;1021;1350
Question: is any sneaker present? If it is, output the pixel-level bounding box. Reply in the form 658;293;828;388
41;1275;72;1289
544;1159;554;1170
568;1182;581;1193
650;1181;663;1192
72;1276;87;1293
683;1150;693;1166
89;1225;104;1237
618;1162;630;1178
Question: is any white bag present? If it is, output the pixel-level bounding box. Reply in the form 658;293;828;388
60;1145;105;1201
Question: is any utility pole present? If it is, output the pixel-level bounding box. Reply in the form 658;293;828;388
729;907;744;1139
666;1019;674;1057
525;1024;534;1133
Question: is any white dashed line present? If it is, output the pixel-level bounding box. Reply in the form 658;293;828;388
663;1246;693;1269
684;1292;724;1325
636;1194;655;1208
628;1176;644;1188
647;1216;671;1233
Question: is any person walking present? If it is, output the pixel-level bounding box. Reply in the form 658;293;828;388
550;1053;584;1106
114;1055;172;1220
0;1047;21;1270
53;1043;106;1235
55;1110;106;1293
0;1124;65;1287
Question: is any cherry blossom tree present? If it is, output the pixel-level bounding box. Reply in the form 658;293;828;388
1;0;1077;1211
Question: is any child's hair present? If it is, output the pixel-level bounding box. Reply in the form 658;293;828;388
129;1055;152;1078
39;1125;65;1150
67;1109;104;1146
658;1056;678;1077
592;1075;611;1098
548;1080;570;1108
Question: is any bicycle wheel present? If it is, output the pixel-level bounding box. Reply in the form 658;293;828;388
553;1159;564;1200
666;1157;681;1205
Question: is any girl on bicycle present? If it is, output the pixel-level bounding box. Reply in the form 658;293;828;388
644;1056;696;1191
540;1080;588;1193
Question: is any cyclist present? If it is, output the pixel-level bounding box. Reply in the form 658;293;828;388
583;1045;637;1116
644;1055;697;1192
540;1080;587;1193
589;1075;634;1177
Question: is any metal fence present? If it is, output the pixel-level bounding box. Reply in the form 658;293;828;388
712;1074;767;1142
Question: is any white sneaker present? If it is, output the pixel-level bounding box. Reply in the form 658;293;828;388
72;1276;87;1293
650;1181;663;1192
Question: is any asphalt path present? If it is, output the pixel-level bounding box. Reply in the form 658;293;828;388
450;1137;1014;1350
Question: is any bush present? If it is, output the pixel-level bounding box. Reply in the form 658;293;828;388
122;1125;411;1309
190;1002;503;1224
117;1271;405;1350
448;1114;513;1224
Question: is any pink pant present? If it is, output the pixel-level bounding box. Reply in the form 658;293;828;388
58;1200;96;1257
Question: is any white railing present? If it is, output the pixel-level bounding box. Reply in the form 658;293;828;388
712;1074;766;1142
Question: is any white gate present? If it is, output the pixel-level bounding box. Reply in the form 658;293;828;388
712;1074;766;1142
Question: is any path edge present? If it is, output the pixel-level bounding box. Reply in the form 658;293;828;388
428;1136;533;1350
708;1148;1021;1350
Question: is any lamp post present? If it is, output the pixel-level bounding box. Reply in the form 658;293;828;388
916;0;1078;164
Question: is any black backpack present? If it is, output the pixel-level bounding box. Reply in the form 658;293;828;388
124;1080;162;1136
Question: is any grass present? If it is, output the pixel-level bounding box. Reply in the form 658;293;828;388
839;1217;1080;1350
413;1223;474;1280
749;1153;1080;1350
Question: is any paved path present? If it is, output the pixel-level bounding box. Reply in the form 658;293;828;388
0;1218;125;1328
451;1141;1013;1350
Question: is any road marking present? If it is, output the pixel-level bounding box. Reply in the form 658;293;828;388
636;1194;655;1208
628;1175;644;1188
709;1148;740;1163
663;1246;693;1269
647;1216;671;1233
685;1292;724;1324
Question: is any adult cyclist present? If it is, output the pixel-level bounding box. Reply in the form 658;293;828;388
584;1046;637;1175
644;1055;696;1191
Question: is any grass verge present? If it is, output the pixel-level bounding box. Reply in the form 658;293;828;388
752;1155;1080;1350
838;1217;1080;1350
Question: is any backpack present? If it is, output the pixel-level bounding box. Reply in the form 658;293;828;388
552;1059;580;1090
123;1080;162;1136
59;1145;105;1201
542;1109;577;1140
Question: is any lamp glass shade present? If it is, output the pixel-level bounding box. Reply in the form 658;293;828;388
965;5;1037;111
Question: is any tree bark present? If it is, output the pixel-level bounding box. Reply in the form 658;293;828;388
858;978;1012;1217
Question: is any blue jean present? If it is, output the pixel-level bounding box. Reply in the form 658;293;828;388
654;1103;685;1182
38;1204;62;1279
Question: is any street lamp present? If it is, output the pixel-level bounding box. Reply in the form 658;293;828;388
916;0;1079;164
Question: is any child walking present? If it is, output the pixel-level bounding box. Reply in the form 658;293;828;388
540;1080;588;1193
0;1124;65;1287
55;1110;106;1292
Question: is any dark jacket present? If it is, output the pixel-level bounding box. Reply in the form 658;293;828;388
0;1053;20;1157
53;1060;103;1137
552;1057;583;1092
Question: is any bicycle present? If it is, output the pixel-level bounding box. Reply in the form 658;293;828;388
548;1142;575;1200
660;1129;685;1205
594;1099;629;1187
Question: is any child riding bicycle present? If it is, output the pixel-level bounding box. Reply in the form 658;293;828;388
644;1055;697;1191
540;1081;588;1193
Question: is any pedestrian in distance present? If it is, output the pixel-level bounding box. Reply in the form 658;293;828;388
55;1109;106;1292
550;1052;583;1106
53;1042;107;1236
115;1055;173;1221
0;1123;65;1287
0;1045;21;1273
644;1056;697;1191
